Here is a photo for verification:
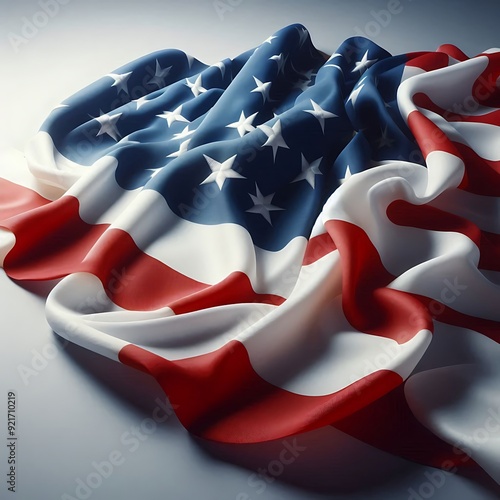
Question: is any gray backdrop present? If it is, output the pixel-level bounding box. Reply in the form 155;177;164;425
1;1;500;499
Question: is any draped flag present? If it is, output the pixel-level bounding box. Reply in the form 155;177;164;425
1;24;499;485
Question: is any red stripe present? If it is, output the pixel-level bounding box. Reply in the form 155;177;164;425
2;196;108;280
1;194;285;310
325;219;432;343
80;227;210;311
170;271;284;314
302;232;337;265
87;228;286;310
119;340;402;443
479;231;500;271
387;200;500;272
413;92;500;127
413;294;500;344
410;94;500;196
0;179;51;220
436;44;469;62
387;200;481;246
119;339;488;479
454;142;500;197
407;110;461;158
405;51;450;72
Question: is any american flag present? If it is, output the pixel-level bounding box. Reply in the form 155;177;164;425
1;24;499;485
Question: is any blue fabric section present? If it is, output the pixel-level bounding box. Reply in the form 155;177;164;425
40;24;418;251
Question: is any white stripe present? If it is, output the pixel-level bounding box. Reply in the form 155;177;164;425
0;228;15;267
22;136;310;296
65;155;143;225
25;132;88;191
429;188;500;234
405;322;500;483
451;121;500;161
423;150;464;193
388;234;500;322
241;252;431;395
309;211;328;239
321;162;462;271
400;65;426;82
406;364;500;484
321;160;500;321
83;302;275;362
0;146;63;201
397;56;489;119
109;188;307;296
21;133;146;226
45;244;430;397
45;273;128;362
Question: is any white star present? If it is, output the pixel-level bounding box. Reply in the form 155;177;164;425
251;76;271;102
157;104;190;127
269;53;286;74
304;99;337;132
167;139;191;158
200;154;246;190
186;53;195;69
351;50;377;73
173;125;194;140
326;52;342;63
258;119;289;161
148;60;172;88
185;75;207;97
264;35;277;44
340;165;352;184
376;125;395;149
91;110;122;141
292;154;323;188
347;82;365;106
211;61;226;78
296;26;309;46
52;103;69;111
246;183;284;224
324;63;344;74
134;95;151;110
226;111;258;137
106;71;132;95
148;167;163;179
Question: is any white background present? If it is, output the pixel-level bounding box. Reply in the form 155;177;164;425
1;1;500;499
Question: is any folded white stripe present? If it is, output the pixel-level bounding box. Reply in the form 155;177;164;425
108;188;308;297
406;322;500;484
397;55;489;118
0;146;63;201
